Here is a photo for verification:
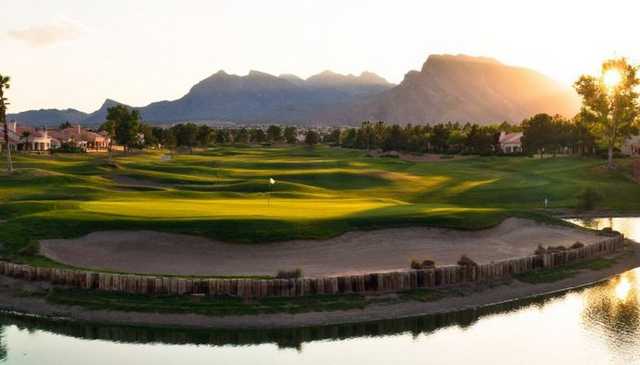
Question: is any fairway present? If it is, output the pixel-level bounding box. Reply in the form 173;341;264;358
79;198;398;219
1;145;640;269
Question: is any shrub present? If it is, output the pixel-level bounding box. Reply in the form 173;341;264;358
547;245;567;252
570;241;585;249
410;259;422;270
276;268;302;279
410;259;436;270
599;227;621;236
421;260;436;269
457;255;478;267
576;187;603;211
534;245;547;255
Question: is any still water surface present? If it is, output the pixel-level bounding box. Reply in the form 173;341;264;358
1;217;640;364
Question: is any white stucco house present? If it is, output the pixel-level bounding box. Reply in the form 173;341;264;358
622;135;640;156
498;131;523;153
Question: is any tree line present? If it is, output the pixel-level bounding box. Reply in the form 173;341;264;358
99;106;323;153
99;108;598;157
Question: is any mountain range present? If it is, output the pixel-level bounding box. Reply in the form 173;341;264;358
8;54;580;126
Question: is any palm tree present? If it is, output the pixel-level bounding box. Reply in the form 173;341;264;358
21;130;31;151
0;73;12;173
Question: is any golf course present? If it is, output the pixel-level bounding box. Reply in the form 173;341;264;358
0;145;639;271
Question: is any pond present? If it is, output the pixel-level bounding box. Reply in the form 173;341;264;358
0;217;639;365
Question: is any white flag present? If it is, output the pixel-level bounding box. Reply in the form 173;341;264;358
269;178;276;185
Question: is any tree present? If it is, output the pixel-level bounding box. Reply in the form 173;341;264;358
100;105;142;155
304;130;320;146
173;123;198;153
162;129;177;152
236;128;249;144
466;125;498;154
429;124;450;153
383;124;407;151
21;130;31;151
521;113;558;157
340;128;357;148
574;58;640;169
139;123;157;148
196;125;213;147
323;128;341;144
0;73;12;173
216;128;231;144
284;126;297;144
266;125;282;143
59;121;72;130
250;128;266;143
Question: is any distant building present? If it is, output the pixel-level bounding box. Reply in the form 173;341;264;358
48;125;110;151
622;135;640;157
0;121;20;151
498;131;523;153
1;122;109;152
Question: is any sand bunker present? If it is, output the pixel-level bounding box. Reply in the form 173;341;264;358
39;218;600;277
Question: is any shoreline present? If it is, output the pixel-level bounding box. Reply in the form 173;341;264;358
0;242;638;330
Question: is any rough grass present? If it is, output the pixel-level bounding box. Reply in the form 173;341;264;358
45;289;367;316
1;146;640;261
515;257;617;284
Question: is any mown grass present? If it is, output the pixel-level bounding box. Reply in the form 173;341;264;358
515;257;618;284
1;146;640;263
44;289;367;316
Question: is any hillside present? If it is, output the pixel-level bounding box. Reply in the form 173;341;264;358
139;70;394;123
331;54;580;124
9;55;580;126
7;108;88;127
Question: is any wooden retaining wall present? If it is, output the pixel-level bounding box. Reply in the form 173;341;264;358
0;235;625;298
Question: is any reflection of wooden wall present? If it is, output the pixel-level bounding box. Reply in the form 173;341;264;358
0;236;625;298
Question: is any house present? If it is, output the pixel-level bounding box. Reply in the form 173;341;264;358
622;135;640;156
48;125;110;151
1;122;109;152
498;131;523;153
0;121;20;152
13;123;60;151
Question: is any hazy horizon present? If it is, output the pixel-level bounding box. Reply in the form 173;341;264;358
3;0;638;113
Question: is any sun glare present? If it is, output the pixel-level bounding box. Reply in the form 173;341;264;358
603;69;622;90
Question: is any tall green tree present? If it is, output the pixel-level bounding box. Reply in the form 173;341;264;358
100;105;142;155
250;128;266;143
172;123;199;153
266;125;282;143
521;113;558;157
304;130;320;146
574;58;640;169
283;126;297;144
196;125;213;147
21;130;31;151
0;73;12;173
236;128;250;144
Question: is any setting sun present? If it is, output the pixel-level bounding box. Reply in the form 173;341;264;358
603;68;623;89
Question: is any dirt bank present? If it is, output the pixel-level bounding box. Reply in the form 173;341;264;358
39;218;600;277
1;243;638;330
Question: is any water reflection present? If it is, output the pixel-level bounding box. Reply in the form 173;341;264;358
0;327;5;362
568;217;640;241
581;269;640;363
0;292;569;351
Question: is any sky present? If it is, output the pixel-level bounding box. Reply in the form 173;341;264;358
2;0;639;113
